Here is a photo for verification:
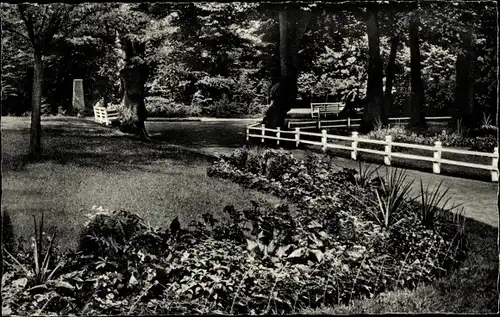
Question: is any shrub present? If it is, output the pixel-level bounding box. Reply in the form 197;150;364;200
3;213;62;287
364;125;497;152
79;206;165;258
207;149;468;310
145;96;201;118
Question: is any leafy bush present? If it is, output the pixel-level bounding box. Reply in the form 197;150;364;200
145;96;201;118
364;125;497;152
3;213;63;289
352;168;415;229
207;148;468;309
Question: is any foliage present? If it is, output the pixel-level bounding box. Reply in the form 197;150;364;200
3;213;62;287
354;162;382;189
418;180;459;229
145;97;201;118
3;146;468;315
365;168;415;228
365;125;497;152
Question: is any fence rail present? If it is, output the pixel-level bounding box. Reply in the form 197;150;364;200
288;116;452;130
246;123;499;182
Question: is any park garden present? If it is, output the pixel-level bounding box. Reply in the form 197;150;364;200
1;1;498;315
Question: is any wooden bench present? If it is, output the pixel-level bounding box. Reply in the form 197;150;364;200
93;105;120;126
310;102;345;118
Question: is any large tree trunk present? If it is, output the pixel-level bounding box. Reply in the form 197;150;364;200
408;11;426;131
264;6;311;130
360;9;385;133
119;38;149;139
29;52;43;159
384;35;399;120
453;30;476;130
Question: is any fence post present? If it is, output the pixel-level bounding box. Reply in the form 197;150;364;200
348;117;351;129
433;141;442;174
261;124;265;143
321;129;327;153
317;115;321;129
295;128;300;147
104;109;110;126
246;125;250;143
384;135;392;166
276;127;281;146
351;132;358;160
491;147;498;182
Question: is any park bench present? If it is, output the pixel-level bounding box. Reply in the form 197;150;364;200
93;105;120;126
310;102;345;118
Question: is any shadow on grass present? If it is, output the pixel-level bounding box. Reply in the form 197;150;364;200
2;128;218;173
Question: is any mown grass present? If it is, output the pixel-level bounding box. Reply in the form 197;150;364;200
1;117;283;251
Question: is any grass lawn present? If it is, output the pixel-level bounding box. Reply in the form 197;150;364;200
1;117;283;251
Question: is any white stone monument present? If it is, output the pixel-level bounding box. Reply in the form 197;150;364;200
72;79;85;115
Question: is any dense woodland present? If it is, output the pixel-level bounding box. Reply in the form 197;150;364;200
1;2;497;151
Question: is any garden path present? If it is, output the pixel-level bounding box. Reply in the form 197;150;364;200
144;119;498;229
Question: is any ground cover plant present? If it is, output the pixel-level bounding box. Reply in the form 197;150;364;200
363;122;497;153
2;146;470;315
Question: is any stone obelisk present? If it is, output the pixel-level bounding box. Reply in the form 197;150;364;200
72;79;85;116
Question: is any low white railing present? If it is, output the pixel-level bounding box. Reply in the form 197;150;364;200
288;116;452;130
93;105;120;126
246;123;499;182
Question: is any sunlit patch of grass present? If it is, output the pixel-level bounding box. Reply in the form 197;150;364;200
1;118;283;252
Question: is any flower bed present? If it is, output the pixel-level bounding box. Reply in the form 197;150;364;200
364;126;497;152
2;149;467;315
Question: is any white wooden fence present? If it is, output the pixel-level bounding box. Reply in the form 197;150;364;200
246;123;499;182
93;105;120;126
288;116;452;130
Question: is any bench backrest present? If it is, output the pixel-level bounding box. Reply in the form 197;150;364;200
311;102;345;113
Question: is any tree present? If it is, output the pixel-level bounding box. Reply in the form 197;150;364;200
1;3;108;159
360;7;385;133
264;4;313;129
408;9;426;131
452;12;476;130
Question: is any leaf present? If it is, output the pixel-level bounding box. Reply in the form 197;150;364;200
267;239;276;254
310;249;324;263
246;238;259;251
287;247;306;259
55;280;75;291
307;220;322;229
2;306;13;316
276;245;292;258
317;231;330;240
12;277;28;288
129;274;138;287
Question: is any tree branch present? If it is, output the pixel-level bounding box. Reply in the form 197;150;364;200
37;5;50;38
17;4;37;46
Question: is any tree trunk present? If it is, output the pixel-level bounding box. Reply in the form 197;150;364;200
264;6;311;130
408;11;426;131
453;30;476;130
119;38;149;139
360;9;385;133
29;53;43;160
384;36;399;120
